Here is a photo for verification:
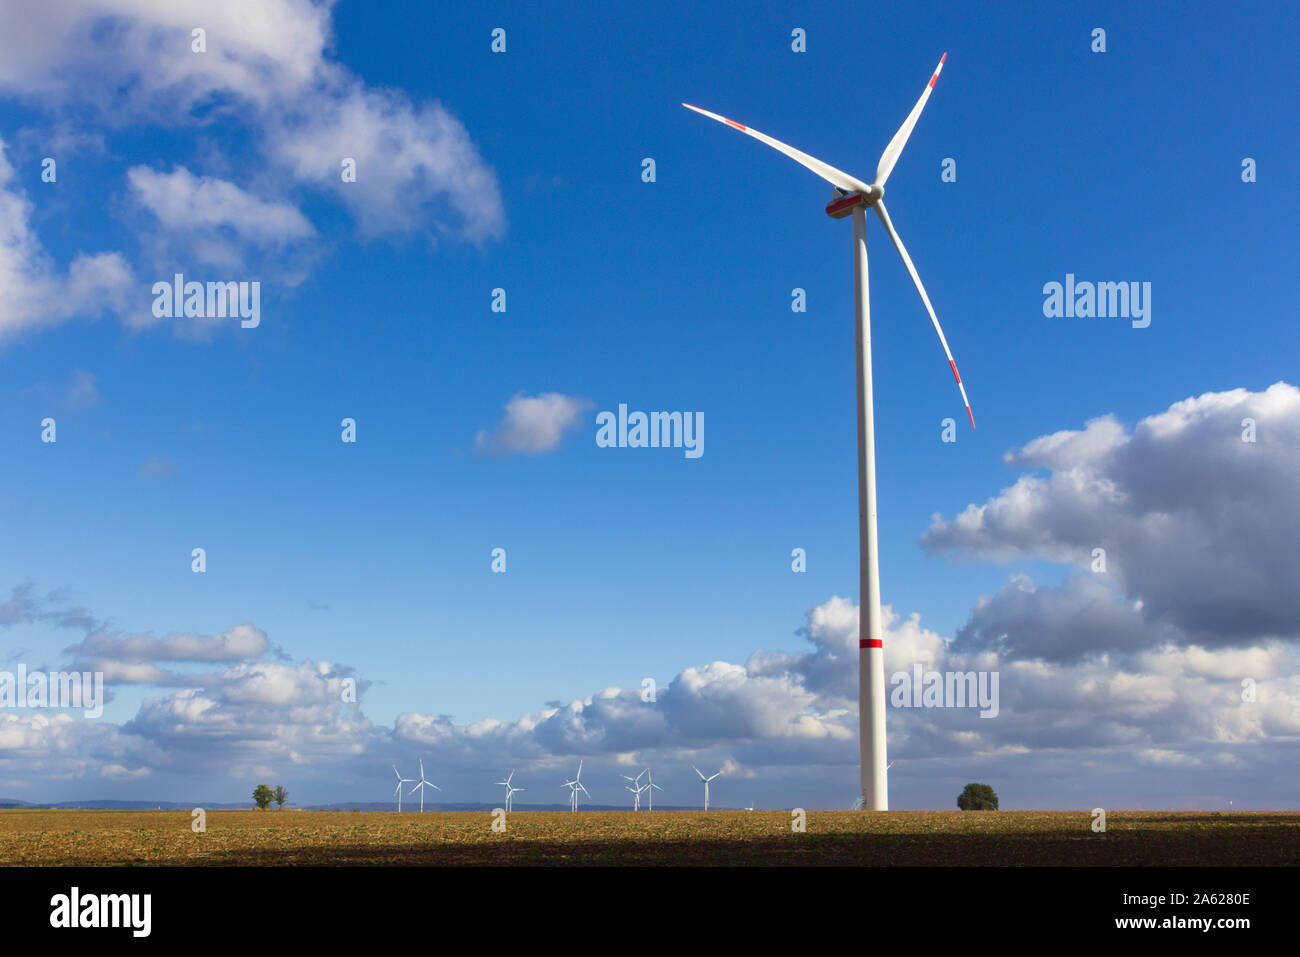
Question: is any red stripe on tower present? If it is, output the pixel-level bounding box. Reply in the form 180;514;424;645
859;639;883;649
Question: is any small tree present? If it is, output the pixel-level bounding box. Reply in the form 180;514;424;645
253;784;275;810
957;783;999;810
273;786;289;810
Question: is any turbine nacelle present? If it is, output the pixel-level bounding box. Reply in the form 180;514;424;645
826;188;882;219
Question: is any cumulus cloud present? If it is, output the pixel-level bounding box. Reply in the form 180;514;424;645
0;139;132;342
924;383;1300;654
474;393;594;456
64;623;270;664
0;0;504;345
5;384;1298;804
1;585;1295;806
270;83;505;240
127;165;315;269
0;0;504;242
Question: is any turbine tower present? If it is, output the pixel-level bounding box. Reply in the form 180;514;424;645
496;770;524;812
392;765;414;813
692;765;721;811
409;758;441;813
684;53;969;811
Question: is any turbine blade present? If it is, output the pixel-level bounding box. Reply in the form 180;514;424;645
873;53;946;189
873;200;973;427
683;103;873;195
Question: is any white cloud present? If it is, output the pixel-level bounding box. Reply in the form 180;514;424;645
65;623;270;664
0;139;132;342
2;587;1296;806
127;165;314;268
0;0;504;242
475;393;594;456
270;83;505;240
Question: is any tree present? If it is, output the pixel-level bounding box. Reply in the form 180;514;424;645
957;783;999;810
253;784;275;810
273;786;289;810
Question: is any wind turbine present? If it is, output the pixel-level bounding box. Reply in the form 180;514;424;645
623;782;645;811
562;759;589;812
684;53;969;812
392;765;414;813
496;770;525;812
620;768;648;809
692;766;721;811
408;758;441;813
644;769;663;811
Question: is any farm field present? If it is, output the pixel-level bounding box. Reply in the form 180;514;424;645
1;809;1296;866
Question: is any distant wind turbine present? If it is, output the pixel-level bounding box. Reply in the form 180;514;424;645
496;770;525;812
392;765;414;813
621;770;647;811
644;769;663;811
685;53;968;812
408;758;441;813
562;759;589;812
692;765;721;811
624;782;645;811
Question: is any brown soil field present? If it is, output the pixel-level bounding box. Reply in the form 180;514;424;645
1;809;1295;866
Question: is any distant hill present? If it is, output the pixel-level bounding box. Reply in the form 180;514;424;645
0;799;716;812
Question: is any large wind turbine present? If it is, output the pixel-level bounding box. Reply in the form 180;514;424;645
409;758;441;813
684;53;970;811
692;766;721;811
392;765;414;813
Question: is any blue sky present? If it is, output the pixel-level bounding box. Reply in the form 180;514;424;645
0;1;1297;811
